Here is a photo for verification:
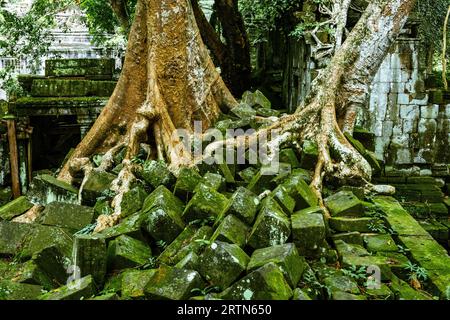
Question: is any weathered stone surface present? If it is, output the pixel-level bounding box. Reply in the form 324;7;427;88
331;232;364;246
291;211;326;257
324;191;363;217
363;234;398;253
14;260;54;290
388;276;433;300
247;169;275;194
175;252;199;270
334;240;370;258
0;196;33;221
39;275;95;300
241;90;271;109
231;103;257;119
293;179;318;210
45;58;115;78
211;214;249;247
37;202;94;231
121;269;157;299
22;224;73;258
98;211;145;242
299;140;318;170
365;283;394;300
0;280;43;300
323;274;360;295
292;288;312;300
198;173;226;192
81;171;116;206
329;217;381;233
31;246;68;289
140;160;175;189
27;174;78;205
174;167;203;199
182;186;229;224
279;148;301;168
247;243;305;288
120;185;147;218
73;234;107;286
89;293;119;300
144;207;185;245
331;291;366;300
197;241;250;289
142;185;184;215
31;79;116;97
144;266;204;300
272;186;296;215
226;187;259;224
219;263;293;300
247;200;291;249
107;235;152;270
158;226;213;266
0;221;33;255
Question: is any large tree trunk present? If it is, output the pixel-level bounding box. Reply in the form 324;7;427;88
58;0;416;229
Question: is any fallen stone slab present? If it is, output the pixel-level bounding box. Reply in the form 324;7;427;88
247;200;291;249
247;243;305;288
197;241;250;289
81;171;116;206
144;207;185;245
144;266;204;300
120;185;148;218
14;260;55;290
27;174;78;205
293;179;319;210
121;269;157;299
175;252;199;270
37;202;95;231
210;214;249;247
331;232;364;246
98;211;146;242
329;217;382;233
323;274;360;296
363;234;398;253
182;186;229;224
73;234;108;286
292;288;312;300
0;221;34;256
272;186;296;215
158;226;213;266
142;185;184;216
219;262;293;300
139;160;175;189
39;275;95;300
22;224;74;259
198;173;226;192
107;235;152;271
174;167;203;200
331;291;366;300
324;191;364;217
299;140;318;170
291;210;326;257
31;245;69;288
365;283;394;300
45;58;115;78
388;275;433;300
0;196;33;221
226;187;259;225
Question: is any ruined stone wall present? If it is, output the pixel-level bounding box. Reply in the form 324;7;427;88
363;40;450;170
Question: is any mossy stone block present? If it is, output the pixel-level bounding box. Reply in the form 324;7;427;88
238;167;257;184
331;232;364;246
291;211;326;257
226;187;258;225
272;185;296;215
388;276;433;300
247;243;305;287
334;240;370;257
0;196;32;221
45;58;115;78
39;275;95;300
174;167;203;200
14;260;54;290
299;140;318;170
175;252;199;270
107;235;152;270
37;202;94;231
144;266;204;300
81;171;116;206
182;186;229;224
231;103;257;119
198;173;226;192
211;214;249;247
142;185;184;216
324;274;360;295
144;207;185;245
365;283;394;300
363;234;398;253
324;191;363;217
219;262;293;300
120;185;148;218
121;269;157;299
198;241;250;289
293;179;318;210
98;211;146;242
27;174;78;205
279;148;301;168
0;280;43;300
158;226;213;266
247;169;276;194
329;217;381;233
31;245;68;288
22;224;73;259
292;288;312;300
247;201;291;249
73;234;108;286
241;90;271;109
140;160;175;189
0;221;33;255
331;291;366;300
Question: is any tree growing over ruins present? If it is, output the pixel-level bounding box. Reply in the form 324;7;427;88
52;0;418;231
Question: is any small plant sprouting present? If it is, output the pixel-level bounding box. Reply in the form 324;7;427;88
367;222;387;233
131;156;145;165
156;240;167;250
404;262;428;289
342;265;368;282
142;257;158;269
189;216;216;227
397;245;410;255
